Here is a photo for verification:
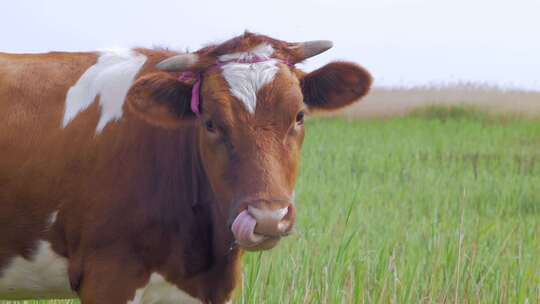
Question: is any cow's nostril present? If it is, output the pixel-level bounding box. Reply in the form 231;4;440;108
277;220;291;233
247;205;292;236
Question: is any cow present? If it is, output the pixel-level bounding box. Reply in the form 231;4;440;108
0;32;372;303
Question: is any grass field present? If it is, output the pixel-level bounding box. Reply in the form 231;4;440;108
239;109;540;303
6;108;540;303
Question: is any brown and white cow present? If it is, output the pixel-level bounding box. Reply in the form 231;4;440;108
0;32;371;303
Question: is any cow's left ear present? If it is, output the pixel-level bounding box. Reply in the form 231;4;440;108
300;61;372;111
126;72;197;128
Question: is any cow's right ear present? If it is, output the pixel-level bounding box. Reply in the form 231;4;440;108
126;72;197;128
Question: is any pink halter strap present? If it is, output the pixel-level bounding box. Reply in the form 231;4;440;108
178;56;292;116
177;71;201;115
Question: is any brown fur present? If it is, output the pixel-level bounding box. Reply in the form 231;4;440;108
0;33;371;303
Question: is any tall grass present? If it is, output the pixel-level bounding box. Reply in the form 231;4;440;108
239;109;540;303
4;108;540;303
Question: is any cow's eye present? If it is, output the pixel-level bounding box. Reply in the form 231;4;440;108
205;120;215;132
296;111;305;125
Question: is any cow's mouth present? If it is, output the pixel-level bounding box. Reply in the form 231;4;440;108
231;210;284;251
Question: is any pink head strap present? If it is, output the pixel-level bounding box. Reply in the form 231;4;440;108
178;57;292;116
177;71;201;116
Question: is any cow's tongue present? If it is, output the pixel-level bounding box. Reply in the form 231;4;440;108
231;210;266;247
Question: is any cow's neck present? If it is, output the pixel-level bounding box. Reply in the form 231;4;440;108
87;118;242;301
176;126;243;301
153;124;242;303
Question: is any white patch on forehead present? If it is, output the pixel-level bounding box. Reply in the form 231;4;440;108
128;273;202;304
219;43;274;62
0;240;74;299
219;43;279;114
63;49;147;133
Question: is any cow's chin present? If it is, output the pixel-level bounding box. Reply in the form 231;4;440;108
231;210;281;251
242;236;281;251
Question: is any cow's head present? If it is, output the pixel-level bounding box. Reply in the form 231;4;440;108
127;33;371;251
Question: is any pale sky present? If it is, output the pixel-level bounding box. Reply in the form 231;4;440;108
1;0;539;90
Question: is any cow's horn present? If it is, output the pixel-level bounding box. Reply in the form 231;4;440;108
290;40;333;61
156;53;199;72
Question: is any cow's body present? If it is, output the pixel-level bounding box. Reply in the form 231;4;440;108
0;33;372;303
0;50;237;303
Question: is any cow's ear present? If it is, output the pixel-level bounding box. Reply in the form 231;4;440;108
300;61;372;111
126;72;197;128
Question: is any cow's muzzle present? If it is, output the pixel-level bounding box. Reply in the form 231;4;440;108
231;203;295;251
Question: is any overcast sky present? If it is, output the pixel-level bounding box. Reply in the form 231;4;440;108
2;0;539;90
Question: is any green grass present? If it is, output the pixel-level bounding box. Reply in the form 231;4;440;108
238;110;540;303
5;107;540;303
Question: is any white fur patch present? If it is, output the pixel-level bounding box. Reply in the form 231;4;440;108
46;211;59;229
219;43;274;62
63;49;147;133
0;241;74;299
128;273;202;304
219;43;279;114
